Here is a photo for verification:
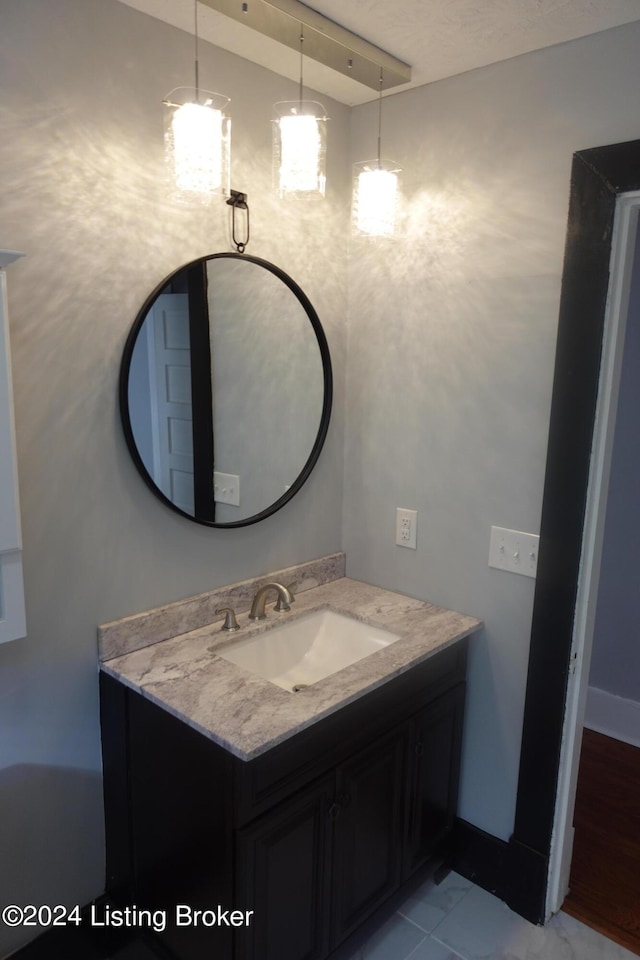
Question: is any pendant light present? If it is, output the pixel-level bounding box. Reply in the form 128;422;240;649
352;69;401;238
273;26;328;198
163;0;231;203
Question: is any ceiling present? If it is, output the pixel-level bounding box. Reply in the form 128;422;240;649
117;0;640;104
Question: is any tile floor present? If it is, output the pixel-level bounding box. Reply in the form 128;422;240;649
344;872;638;960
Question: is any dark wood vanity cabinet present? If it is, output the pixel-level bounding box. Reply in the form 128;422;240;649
100;638;467;960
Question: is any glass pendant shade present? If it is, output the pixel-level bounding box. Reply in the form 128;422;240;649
273;101;327;198
352;159;402;238
164;87;231;203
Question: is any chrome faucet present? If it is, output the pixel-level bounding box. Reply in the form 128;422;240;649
249;582;295;620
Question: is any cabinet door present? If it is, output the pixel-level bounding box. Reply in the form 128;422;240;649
403;684;465;879
236;774;334;960
330;726;407;947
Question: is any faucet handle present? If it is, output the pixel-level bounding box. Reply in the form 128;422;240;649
274;582;296;612
215;607;240;632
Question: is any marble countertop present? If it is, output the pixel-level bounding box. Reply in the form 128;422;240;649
101;577;482;761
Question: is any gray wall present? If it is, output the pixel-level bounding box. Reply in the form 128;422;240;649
344;20;640;841
0;1;348;955
589;223;640;704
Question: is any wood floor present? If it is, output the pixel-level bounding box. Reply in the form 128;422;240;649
563;728;640;956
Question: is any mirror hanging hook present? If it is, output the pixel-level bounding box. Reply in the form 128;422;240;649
226;189;250;253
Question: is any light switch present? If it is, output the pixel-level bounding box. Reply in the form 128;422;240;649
489;525;539;578
214;472;240;506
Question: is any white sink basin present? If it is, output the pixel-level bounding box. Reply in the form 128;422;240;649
217;609;401;692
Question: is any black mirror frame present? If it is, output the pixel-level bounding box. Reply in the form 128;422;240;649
119;252;333;528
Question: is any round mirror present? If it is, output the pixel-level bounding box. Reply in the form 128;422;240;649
120;253;332;527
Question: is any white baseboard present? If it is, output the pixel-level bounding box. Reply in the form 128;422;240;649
584;686;640;748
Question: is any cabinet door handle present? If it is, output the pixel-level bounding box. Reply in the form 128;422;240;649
328;802;341;821
415;742;424;758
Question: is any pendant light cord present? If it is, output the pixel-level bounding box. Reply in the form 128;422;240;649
299;25;304;111
194;0;200;102
377;67;383;168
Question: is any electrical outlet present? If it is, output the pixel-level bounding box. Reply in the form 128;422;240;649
214;471;240;506
396;508;417;550
488;525;539;578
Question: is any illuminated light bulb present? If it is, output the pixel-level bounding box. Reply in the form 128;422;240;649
273;101;327;198
279;115;322;194
352;161;401;238
164;88;231;203
171;102;222;193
